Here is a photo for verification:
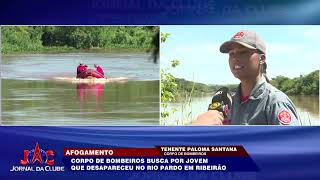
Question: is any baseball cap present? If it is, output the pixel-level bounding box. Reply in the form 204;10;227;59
220;30;266;54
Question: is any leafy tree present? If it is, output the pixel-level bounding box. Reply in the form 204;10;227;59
2;26;159;53
271;70;319;95
160;33;179;118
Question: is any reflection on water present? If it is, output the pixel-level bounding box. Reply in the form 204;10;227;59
77;83;105;112
1;79;160;126
164;95;319;125
289;96;319;125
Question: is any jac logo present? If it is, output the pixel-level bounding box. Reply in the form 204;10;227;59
20;143;55;166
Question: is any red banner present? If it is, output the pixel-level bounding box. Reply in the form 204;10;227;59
64;146;248;157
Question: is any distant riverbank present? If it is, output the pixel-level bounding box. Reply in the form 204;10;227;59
2;47;150;55
1;26;158;55
175;70;319;98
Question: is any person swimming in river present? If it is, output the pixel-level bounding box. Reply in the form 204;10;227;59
94;64;104;76
76;63;88;78
76;63;105;79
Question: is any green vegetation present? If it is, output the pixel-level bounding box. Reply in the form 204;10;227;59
160;33;178;119
270;70;319;95
175;78;238;98
161;61;179;118
175;70;319;97
1;26;159;54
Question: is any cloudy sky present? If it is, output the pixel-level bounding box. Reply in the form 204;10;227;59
161;25;320;85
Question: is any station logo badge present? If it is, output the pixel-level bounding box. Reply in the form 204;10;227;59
20;143;55;165
10;143;64;172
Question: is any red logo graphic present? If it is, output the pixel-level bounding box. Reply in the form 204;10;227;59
278;110;292;125
233;31;245;39
20;143;55;166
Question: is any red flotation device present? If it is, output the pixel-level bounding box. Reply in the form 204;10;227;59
77;69;105;79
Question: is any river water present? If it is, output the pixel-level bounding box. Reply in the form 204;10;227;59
1;53;160;125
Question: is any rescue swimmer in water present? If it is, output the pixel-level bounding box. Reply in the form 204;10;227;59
53;62;128;83
76;63;105;79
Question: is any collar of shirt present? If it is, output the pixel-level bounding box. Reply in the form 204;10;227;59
240;95;249;102
234;77;267;103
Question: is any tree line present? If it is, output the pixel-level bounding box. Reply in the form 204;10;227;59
175;78;238;97
270;70;319;95
176;70;319;96
1;26;159;54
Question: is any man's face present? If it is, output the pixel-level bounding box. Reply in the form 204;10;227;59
228;44;261;81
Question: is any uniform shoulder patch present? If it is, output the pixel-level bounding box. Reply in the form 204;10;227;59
277;110;292;125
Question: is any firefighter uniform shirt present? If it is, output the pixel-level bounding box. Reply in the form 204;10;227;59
230;78;301;125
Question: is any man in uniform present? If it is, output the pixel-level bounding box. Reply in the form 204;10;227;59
194;30;301;125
